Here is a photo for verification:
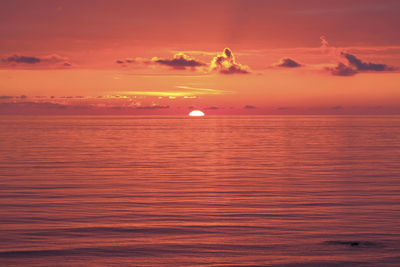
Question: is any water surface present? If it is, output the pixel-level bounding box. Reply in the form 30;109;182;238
1;115;400;266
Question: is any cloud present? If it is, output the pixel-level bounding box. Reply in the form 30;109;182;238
152;53;205;70
205;106;219;110
244;105;256;109
119;87;229;97
275;58;302;68
41;54;69;64
341;52;397;71
331;105;343;110
176;85;232;95
117;54;204;70
328;62;358;76
136;105;169;110
5;55;40;64
115;58;136;65
327;52;397;76
173;50;220;56
0;101;67;109
116;48;250;74
210;48;250;74
2;54;71;68
320;35;329;48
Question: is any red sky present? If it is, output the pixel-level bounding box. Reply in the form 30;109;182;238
1;0;400;115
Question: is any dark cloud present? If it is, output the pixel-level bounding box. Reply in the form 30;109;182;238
341;52;396;71
2;54;71;67
331;105;343;110
0;96;13;99
211;48;250;74
136;105;170;110
276;58;302;68
244;105;256;109
0;101;104;115
0;101;67;109
111;106;123;110
328;52;397;76
153;53;205;70
116;54;202;69
219;65;249;74
328;63;358;76
116;58;135;65
205;106;219;110
6;55;40;64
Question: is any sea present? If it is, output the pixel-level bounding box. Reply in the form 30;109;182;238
1;115;400;266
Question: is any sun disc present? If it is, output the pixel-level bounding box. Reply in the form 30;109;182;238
189;110;205;116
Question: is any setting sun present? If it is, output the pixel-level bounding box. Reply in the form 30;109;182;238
189;110;205;116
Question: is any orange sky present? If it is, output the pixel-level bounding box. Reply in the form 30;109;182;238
1;0;400;114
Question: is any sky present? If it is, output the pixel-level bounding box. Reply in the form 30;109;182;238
1;0;400;115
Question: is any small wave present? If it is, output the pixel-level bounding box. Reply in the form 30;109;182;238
0;243;274;259
0;246;173;258
323;240;382;248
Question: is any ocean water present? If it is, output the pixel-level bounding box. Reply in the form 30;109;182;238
1;115;400;266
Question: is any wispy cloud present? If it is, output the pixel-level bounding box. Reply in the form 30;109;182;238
176;85;233;94
320;35;329;49
118;91;191;97
116;85;232;98
171;50;220;56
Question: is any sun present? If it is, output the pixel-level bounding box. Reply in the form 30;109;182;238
189;110;205;116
